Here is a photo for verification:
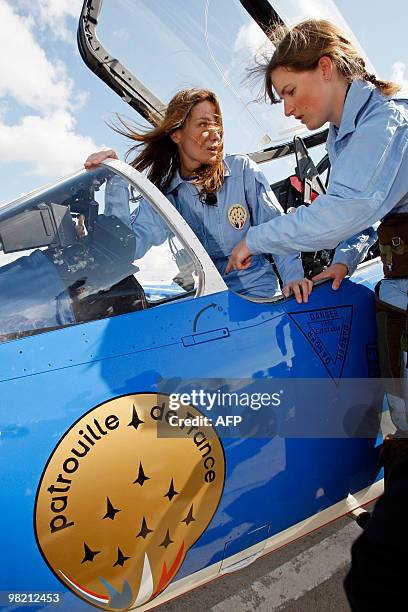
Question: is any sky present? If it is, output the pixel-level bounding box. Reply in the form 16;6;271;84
0;0;406;204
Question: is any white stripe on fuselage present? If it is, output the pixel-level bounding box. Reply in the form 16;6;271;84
133;479;383;611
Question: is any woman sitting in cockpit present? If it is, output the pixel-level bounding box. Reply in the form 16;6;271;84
85;87;314;303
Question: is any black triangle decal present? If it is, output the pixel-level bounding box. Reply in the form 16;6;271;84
289;306;353;381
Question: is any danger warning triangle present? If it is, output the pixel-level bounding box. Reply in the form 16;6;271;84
288;306;353;381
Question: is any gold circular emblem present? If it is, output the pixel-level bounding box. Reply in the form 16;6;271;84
35;394;225;610
227;204;247;230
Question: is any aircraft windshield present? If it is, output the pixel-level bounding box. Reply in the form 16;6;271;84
0;168;200;344
96;0;372;155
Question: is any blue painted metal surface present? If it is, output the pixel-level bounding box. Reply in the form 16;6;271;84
0;258;383;609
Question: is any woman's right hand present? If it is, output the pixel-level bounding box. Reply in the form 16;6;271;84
84;149;118;170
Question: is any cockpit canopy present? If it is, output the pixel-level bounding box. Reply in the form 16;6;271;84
78;0;373;162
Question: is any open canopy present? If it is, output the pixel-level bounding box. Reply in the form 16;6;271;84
78;0;373;161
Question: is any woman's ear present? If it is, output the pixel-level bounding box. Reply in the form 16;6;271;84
170;129;181;144
319;55;334;80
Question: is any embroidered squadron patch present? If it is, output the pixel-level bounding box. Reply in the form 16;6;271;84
227;204;247;230
35;393;225;611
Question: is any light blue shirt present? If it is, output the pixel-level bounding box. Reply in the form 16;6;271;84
246;80;408;261
106;154;305;297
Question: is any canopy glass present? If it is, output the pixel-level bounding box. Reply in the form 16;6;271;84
95;0;372;156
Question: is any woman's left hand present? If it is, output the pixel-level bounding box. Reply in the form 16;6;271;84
282;277;314;304
312;263;348;289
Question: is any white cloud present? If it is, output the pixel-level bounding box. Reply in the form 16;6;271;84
0;0;100;179
38;0;81;22
276;0;347;26
37;0;82;42
391;61;408;95
113;27;130;42
233;3;375;75
0;1;75;114
234;21;273;57
0;111;100;177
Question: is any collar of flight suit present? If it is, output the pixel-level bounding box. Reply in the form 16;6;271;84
165;158;231;195
328;79;375;145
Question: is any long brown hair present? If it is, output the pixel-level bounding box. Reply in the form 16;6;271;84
259;19;400;103
113;88;224;193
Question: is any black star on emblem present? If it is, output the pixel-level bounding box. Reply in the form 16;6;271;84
136;516;153;539
164;478;179;501
113;547;130;567
133;461;150;486
128;405;144;430
159;529;174;549
103;497;121;520
182;505;196;526
81;542;101;564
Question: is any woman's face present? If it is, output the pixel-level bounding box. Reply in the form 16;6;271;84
171;100;222;178
271;60;342;130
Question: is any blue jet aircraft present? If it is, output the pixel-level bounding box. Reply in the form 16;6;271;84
0;1;386;610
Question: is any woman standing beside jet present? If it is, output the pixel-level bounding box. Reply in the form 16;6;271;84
228;20;408;292
227;19;407;425
227;20;407;304
226;19;408;610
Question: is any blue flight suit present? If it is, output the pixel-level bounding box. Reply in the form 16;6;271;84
106;154;372;298
243;80;408;428
245;80;407;274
